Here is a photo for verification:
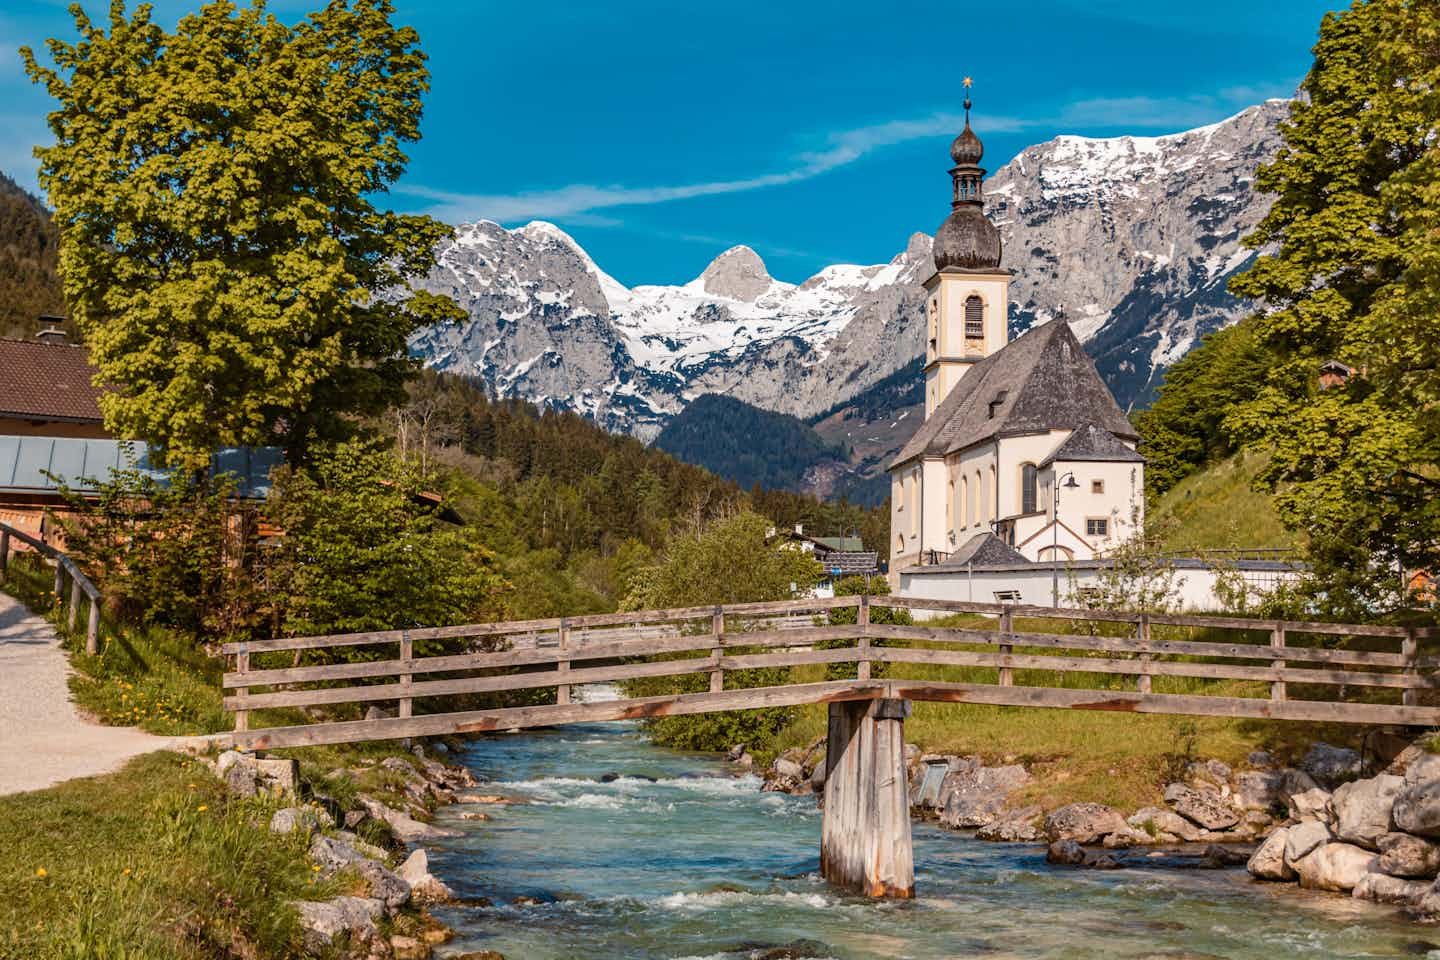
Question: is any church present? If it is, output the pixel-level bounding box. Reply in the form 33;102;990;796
888;89;1146;576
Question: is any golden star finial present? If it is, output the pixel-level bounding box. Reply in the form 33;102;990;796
963;76;973;88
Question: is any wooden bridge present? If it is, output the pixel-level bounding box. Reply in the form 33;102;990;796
220;594;1439;899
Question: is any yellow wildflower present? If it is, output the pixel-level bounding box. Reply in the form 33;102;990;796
197;804;208;812
34;868;46;878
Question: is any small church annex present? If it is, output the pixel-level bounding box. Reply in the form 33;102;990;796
888;90;1146;575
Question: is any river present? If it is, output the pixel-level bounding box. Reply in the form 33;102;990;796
425;713;1434;959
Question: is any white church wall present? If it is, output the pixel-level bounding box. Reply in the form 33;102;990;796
994;430;1069;520
921;458;950;559
946;445;998;548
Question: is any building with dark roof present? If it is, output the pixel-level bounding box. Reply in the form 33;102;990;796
888;96;1146;576
0;331;108;438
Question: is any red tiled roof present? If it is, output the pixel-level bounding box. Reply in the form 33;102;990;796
0;338;105;423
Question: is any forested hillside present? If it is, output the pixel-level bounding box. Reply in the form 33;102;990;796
399;374;888;616
0;172;67;338
653;393;849;493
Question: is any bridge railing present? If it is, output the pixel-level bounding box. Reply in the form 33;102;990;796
0;521;102;653
220;594;1438;749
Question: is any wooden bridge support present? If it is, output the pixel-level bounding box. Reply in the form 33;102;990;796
820;697;914;898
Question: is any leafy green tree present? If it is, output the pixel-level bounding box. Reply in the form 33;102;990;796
1226;0;1440;615
23;1;461;469
620;511;823;750
266;441;509;645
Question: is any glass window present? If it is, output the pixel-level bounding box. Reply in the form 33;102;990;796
1091;479;1105;494
1086;518;1109;538
1021;463;1038;514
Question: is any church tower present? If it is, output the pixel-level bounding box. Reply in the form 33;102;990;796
922;81;1012;419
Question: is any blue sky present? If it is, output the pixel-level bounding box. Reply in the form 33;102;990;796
3;1;1338;285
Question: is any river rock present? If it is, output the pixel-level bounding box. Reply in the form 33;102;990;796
332;830;390;861
1164;783;1239;830
1234;771;1285;812
1331;775;1402;849
976;807;1043;842
1247;827;1295;881
1184;759;1233;786
270;805;335;837
1394;775;1440;838
1302;743;1364;788
1293;842;1378;892
1284;820;1333;864
398;848;453;903
937;763;1031;828
1102;826;1154;849
1046;839;1087;865
309;834;372;875
1352;870;1431;906
1287;787;1334;824
1128;807;1203;842
355;859;410;912
292;896;384;952
1044;803;1129;844
1248;750;1276;769
360;797;461;842
1378;832;1440;878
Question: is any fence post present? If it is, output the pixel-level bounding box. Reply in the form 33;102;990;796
53;563;64;611
0;528;9;581
68;571;82;631
710;605;725;693
998;607;1014;687
555;619;571;706
1270;622;1287;703
86;596;99;656
1403;627;1419;709
1137;613;1152;695
234;644;250;733
399;630;414;718
857;594;872;681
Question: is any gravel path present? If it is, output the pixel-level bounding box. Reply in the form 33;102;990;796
0;591;175;795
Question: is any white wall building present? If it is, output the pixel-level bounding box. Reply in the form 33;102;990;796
888;96;1146;577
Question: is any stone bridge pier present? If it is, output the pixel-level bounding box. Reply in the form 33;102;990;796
820;697;914;898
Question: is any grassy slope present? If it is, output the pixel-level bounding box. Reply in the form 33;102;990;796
1148;449;1301;553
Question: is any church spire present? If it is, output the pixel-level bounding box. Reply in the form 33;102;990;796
933;79;1001;271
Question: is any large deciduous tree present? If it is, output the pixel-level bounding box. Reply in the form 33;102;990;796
23;1;461;469
1227;0;1440;615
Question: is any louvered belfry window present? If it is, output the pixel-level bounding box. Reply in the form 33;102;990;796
965;296;984;340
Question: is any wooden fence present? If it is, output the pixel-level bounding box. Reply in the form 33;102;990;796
0;521;101;654
220;595;1440;749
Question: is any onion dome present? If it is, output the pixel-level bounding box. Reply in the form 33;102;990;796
933;80;1002;272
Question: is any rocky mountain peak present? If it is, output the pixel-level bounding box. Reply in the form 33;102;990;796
698;245;773;301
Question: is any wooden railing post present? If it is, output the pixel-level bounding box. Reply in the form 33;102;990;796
234;644;250;733
710;606;725;693
399;630;414;717
86;597;100;656
1270;623;1287;703
53;563;64;611
857;594;872;681
68;571;82;631
555;619;571;706
998;607;1014;687
1137;613;1152;695
1403;628;1419;709
0;528;9;581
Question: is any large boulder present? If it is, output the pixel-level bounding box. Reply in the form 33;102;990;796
398;848;453;903
1128;807;1202;843
1234;771;1285;812
1331;775;1402;849
1046;839;1087;865
1394;777;1440;838
937;763;1031;829
292;897;384;953
1352;870;1430;906
1284;820;1333;865
360;797;460;842
355;860;410;912
1043;803;1128;844
1378;832;1440;879
1302;743;1364;788
1164;783;1239;831
270;806;335;837
309;834;372;876
1247;827;1295;881
1287;788;1334;824
976;807;1043;842
1293;842;1378;892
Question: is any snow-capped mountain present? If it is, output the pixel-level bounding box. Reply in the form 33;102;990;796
409;99;1287;439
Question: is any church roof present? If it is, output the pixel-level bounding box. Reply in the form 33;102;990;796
945;532;1031;568
891;320;1136;469
1040;423;1146;467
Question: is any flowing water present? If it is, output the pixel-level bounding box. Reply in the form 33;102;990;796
427;705;1434;959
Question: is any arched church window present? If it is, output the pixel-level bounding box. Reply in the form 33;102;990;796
964;296;984;340
1021;463;1038;514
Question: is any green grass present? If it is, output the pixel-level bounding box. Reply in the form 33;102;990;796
0;752;323;960
1149;449;1301;554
